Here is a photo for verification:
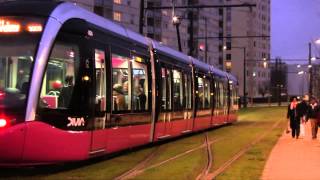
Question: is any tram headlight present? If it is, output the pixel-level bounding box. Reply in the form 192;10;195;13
0;118;8;128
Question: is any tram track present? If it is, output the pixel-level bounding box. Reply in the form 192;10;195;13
206;118;284;179
115;137;223;179
114;120;271;180
196;133;213;180
114;146;161;180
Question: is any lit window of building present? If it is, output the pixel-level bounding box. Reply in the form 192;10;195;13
113;12;122;22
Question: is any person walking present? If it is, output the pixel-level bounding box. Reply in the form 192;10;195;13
307;97;320;139
287;96;299;139
296;95;309;137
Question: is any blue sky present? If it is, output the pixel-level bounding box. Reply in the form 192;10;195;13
271;0;320;63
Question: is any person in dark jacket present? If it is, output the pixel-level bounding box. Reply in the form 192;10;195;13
296;95;309;123
287;96;299;138
307;97;320;139
58;76;74;108
296;95;309;136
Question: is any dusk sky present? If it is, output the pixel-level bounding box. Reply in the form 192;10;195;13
271;0;320;63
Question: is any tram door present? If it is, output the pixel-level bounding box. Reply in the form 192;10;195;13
157;66;193;138
91;45;108;154
157;67;172;138
183;73;193;131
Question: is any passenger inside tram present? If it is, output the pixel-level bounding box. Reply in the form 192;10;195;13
113;83;126;111
134;83;146;110
58;75;74;108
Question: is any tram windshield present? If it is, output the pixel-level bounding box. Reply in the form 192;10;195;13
0;17;44;124
0;35;39;118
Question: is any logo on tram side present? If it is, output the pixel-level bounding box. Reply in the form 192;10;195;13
67;117;85;127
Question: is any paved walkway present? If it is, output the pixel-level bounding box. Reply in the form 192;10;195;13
262;121;320;180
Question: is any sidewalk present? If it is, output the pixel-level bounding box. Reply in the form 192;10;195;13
262;121;320;180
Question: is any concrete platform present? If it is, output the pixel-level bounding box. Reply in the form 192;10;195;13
262;121;320;180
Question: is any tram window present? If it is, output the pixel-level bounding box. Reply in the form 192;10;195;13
219;83;224;107
224;85;228;107
215;81;221;109
173;69;183;110
39;42;79;109
95;49;106;112
112;53;130;112
204;78;211;108
198;76;211;109
161;68;166;110
160;67;172;110
132;57;148;111
197;77;205;109
0;35;38;114
184;73;192;109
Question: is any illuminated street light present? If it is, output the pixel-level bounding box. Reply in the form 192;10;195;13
199;44;205;51
172;15;180;25
297;64;301;68
308;64;312;68
315;38;320;44
298;71;304;75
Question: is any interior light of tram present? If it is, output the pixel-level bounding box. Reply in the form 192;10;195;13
0;19;20;33
135;56;142;63
69;51;75;58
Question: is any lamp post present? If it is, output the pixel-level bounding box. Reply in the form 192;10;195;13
308;42;312;96
172;15;182;52
172;1;182;52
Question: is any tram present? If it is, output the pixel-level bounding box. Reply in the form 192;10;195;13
0;1;238;166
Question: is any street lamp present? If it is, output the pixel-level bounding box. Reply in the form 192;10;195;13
297;70;305;75
308;42;312;96
172;15;182;52
171;1;182;52
197;17;208;63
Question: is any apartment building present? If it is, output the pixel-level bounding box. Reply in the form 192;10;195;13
144;0;221;66
222;0;270;98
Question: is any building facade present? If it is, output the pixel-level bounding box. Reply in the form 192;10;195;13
269;59;287;101
222;0;270;98
144;0;222;67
